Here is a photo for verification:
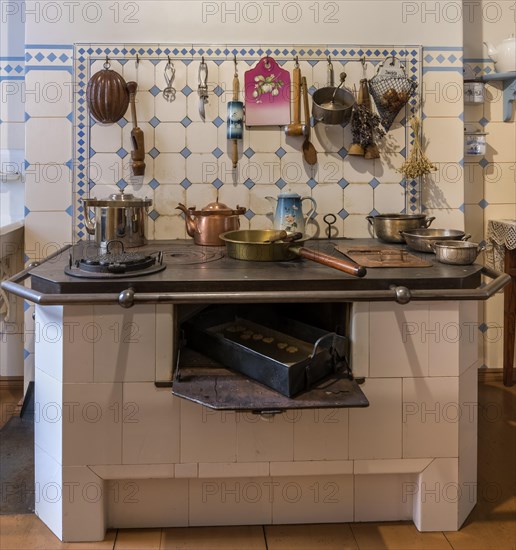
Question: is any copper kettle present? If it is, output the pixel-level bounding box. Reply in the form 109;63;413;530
176;201;246;246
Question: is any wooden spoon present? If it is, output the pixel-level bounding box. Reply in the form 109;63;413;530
301;76;317;165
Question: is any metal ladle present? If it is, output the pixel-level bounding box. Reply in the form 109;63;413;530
321;72;347;111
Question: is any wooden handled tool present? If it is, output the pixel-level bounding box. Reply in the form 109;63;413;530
301;76;317;165
127;81;145;177
227;57;243;169
232;75;240;167
284;59;303;136
290;245;367;277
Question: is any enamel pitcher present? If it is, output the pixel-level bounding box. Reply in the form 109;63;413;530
266;192;317;235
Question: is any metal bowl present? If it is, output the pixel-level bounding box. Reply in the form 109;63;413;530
432;240;486;265
366;214;435;243
401;229;470;253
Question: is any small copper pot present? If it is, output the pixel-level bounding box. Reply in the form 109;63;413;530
176;201;246;246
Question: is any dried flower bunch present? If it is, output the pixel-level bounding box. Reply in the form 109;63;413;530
398;116;437;179
350;104;386;149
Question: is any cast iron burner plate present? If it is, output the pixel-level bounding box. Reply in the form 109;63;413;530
65;250;166;279
161;246;224;265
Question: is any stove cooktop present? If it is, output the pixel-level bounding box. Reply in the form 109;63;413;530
27;239;483;295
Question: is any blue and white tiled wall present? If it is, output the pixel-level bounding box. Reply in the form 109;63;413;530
21;43;467;376
72;44;423;242
463;58;516;369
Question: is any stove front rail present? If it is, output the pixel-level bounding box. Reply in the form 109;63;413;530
1;245;510;307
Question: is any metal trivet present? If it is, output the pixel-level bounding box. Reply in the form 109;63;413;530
161;246;224;265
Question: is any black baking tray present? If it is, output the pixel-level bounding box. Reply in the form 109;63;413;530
182;305;351;397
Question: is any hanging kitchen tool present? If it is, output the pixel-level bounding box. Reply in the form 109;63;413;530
220;229;366;277
301;76;317;165
284;57;303;136
198;57;209;121
163;57;176;102
349;60;384;159
86;57;129;124
327;56;335;87
312;71;355;125
127;81;145;177
369;56;418;131
244;56;290;126
227;55;244;168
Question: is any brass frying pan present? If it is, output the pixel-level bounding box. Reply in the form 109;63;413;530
220;230;366;278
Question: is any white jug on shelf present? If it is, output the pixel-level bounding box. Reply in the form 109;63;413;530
484;35;516;74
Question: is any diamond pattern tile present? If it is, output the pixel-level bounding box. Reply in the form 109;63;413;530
307;178;317;189
478;199;489;209
212;147;223;159
275;178;287;189
149;178;160;190
213;116;224;128
150;85;161;97
180;147;191;158
212;178;223;189
181;116;192;127
180;178;191;189
149;147;160;159
213;85;224;97
244;148;255;158
275;147;286;158
244;209;255;220
338;178;349;189
116;148;128;158
338;208;349;220
369;178;380;189
148;209;160;220
244;178;255;189
149;116;161;128
182;85;193;96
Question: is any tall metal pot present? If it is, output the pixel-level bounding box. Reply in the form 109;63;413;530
82;192;152;250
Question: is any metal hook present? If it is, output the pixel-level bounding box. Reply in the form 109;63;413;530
103;55;110;70
168;55;171;64
361;56;366;68
233;53;238;76
202;55;205;64
328;55;331;64
265;54;271;69
136;53;140;66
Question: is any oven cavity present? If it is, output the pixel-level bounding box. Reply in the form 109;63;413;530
173;302;369;411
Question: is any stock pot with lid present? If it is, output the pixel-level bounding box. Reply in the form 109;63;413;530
82;191;152;250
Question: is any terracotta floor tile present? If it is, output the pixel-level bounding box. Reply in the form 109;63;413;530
350;521;453;550
114;528;161;549
0;514;116;549
160;526;266;550
265;523;359;549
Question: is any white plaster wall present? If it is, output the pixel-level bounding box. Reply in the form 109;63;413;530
24;1;463;46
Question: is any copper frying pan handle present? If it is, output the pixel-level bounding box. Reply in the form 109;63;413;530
290;246;367;278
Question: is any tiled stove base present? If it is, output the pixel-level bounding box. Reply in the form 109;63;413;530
34;301;479;541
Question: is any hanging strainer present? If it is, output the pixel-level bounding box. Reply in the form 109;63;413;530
368;57;418;131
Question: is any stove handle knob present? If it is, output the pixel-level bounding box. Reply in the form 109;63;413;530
118;288;135;308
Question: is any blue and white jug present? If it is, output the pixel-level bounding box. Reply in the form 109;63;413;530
266;192;317;235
